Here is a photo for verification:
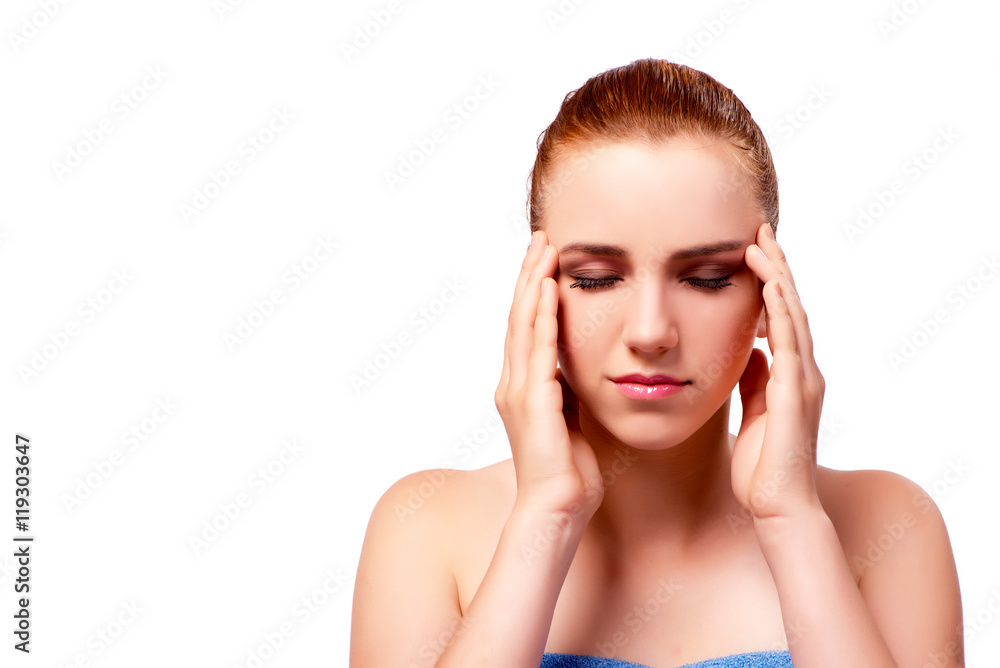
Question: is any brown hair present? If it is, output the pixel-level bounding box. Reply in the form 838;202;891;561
527;58;778;235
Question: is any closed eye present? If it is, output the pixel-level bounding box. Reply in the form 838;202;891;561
568;276;622;290
685;275;734;291
568;275;735;291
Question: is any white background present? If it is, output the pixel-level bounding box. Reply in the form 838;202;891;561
2;0;998;665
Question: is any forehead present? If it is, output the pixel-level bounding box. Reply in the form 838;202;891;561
542;139;761;252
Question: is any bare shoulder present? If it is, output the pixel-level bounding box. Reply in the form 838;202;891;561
370;459;513;529
815;465;940;524
816;464;929;507
368;459;517;567
812;468;963;664
351;460;516;666
814;465;951;581
386;459;515;515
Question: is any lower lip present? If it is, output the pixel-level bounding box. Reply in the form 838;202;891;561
613;381;689;399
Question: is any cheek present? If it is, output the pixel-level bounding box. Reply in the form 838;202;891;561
555;290;585;362
704;289;760;334
687;289;762;377
555;289;618;371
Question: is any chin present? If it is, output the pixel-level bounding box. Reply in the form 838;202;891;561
580;381;736;451
582;403;705;451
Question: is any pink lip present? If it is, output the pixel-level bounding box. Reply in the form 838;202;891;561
611;374;690;400
612;374;687;385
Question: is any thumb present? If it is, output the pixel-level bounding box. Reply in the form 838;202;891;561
737;348;769;433
555;367;581;432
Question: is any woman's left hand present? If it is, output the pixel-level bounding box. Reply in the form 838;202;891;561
731;222;826;523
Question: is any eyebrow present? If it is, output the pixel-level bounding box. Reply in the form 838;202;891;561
558;240;747;260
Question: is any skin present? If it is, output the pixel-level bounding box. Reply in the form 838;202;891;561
545;137;776;550
350;138;964;668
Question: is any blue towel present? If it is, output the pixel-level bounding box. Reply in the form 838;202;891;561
541;650;792;667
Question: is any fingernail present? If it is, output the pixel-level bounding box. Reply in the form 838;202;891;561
527;232;535;252
764;224;775;241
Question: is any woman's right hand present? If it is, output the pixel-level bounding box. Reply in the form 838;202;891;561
495;230;604;521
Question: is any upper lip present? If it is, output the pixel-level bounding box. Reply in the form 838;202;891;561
612;373;689;385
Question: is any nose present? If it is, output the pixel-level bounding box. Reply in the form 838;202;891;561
620;271;679;355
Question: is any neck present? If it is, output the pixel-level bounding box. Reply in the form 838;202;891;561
580;397;742;556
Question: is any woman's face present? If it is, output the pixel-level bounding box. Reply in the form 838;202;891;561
543;138;767;450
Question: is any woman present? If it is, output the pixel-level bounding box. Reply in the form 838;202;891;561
350;59;963;668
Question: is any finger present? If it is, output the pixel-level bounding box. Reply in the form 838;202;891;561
768;267;823;393
513;230;548;307
745;233;822;394
761;280;803;393
501;230;546;393
509;241;557;391
737;348;769;432
528;276;559;396
759;281;821;476
754;222;798;295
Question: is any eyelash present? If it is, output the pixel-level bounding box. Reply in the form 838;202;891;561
568;276;734;291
